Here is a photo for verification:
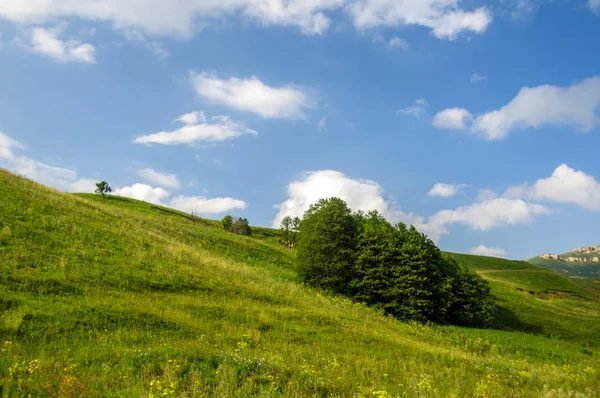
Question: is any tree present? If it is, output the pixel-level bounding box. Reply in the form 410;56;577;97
297;198;357;294
95;181;112;198
297;198;495;327
280;216;293;247
232;217;251;236
221;215;233;231
291;217;302;247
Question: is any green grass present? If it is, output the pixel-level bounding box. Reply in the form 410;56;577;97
528;256;600;279
1;169;599;397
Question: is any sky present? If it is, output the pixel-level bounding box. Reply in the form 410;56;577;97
1;0;600;260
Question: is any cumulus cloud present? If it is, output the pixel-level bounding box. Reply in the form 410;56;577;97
137;168;180;189
398;99;429;119
433;108;472;129
434;76;600;140
504;164;600;210
133;113;257;146
27;25;95;63
469;245;507;258
470;73;487;83
273;170;552;243
191;72;313;120
428;198;550;232
427;183;465;198
272;170;438;240
0;131;96;192
114;183;247;214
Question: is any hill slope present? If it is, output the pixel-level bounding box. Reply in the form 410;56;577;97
529;248;600;279
1;170;599;397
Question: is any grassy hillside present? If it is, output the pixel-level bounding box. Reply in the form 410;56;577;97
1;169;599;397
528;256;600;279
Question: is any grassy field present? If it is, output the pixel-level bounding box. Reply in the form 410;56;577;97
1;169;599;397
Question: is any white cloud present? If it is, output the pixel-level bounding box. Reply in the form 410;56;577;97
272;169;433;237
388;36;409;50
137;168;180;189
28;25;95;63
170;195;247;214
590;0;600;13
176;111;206;125
0;1;492;39
504;164;600;210
114;183;171;205
398;99;429;119
427;183;465;198
133;113;257;146
273;169;551;244
115;183;247;214
0;131;95;192
470;73;487;83
191;72;313;120
348;1;492;40
318;117;327;131
433;107;472;129
374;33;409;50
435;77;600;140
469;245;507;258
428;198;550;232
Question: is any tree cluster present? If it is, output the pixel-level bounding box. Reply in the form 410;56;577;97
221;215;252;236
296;198;495;327
279;216;301;248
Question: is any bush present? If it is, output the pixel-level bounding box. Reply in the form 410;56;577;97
296;198;495;327
222;215;233;231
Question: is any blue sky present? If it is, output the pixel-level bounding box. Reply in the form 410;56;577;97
1;0;600;260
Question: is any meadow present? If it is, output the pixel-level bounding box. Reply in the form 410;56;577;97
0;169;599;397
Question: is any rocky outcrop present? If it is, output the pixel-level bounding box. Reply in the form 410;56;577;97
540;253;561;260
571;245;600;254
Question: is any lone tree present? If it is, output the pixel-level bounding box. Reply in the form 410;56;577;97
95;181;112;198
280;216;293;247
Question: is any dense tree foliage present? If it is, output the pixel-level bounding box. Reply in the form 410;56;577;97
297;198;495;327
297;198;358;294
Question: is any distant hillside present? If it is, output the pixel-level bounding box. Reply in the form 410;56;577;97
1;169;599;397
529;246;600;278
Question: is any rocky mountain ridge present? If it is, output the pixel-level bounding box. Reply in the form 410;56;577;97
539;245;600;263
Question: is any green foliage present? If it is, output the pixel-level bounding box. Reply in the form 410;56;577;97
94;181;111;197
221;214;233;231
297;198;357;294
298;200;495;326
1;170;600;397
279;216;301;248
231;217;251;236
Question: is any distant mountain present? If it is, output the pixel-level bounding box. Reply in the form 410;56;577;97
529;245;600;279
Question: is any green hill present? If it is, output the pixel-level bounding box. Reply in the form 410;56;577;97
528;250;600;279
1;169;599;397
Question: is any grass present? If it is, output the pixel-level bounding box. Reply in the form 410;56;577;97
1;169;599;397
528;255;600;279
